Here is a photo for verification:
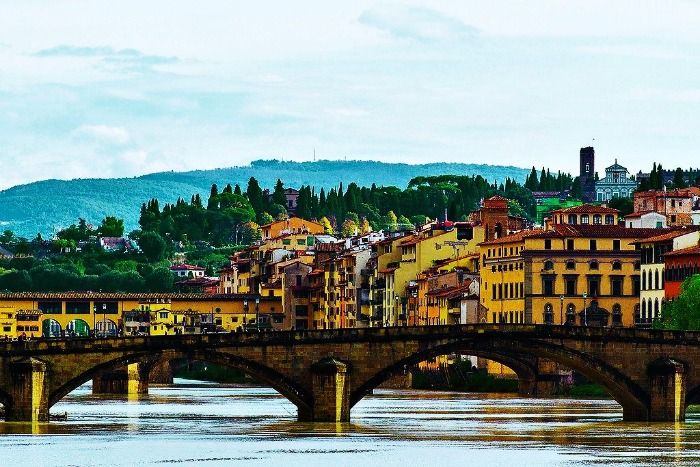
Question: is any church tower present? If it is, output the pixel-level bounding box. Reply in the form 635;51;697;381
579;146;595;202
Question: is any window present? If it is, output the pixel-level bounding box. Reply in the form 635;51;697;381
593;214;602;224
543;277;555;296
611;277;623;297
544;304;554;324
612;261;622;271
565;277;576;296
587;277;600;296
605;214;615;225
566;239;574;251
566;304;576;325
544;239;552;250
589;240;597;251
568;214;578;225
671;215;677;223
66;301;90;314
543;260;554;270
38;301;62;314
581;214;589;224
613;239;620;251
590;260;599;270
566;260;575;270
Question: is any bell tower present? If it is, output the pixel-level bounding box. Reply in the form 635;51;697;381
579;146;595;202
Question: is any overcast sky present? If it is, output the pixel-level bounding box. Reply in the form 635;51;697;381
1;0;700;189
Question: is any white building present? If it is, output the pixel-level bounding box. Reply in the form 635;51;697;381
625;211;667;229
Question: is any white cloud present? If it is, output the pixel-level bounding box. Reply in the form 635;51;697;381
74;125;131;145
358;4;477;42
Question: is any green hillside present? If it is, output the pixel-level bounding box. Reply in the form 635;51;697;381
0;159;528;237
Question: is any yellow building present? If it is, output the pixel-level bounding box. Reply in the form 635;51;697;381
371;222;484;327
260;217;325;241
0;293;283;338
523;225;660;327
480;230;541;325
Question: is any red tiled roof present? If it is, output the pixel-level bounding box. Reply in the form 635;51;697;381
624;210;659;219
169;263;205;271
400;230;453;247
479;229;544;246
664;244;700;257
551;204;619;215
530;224;670;239
633;229;694;244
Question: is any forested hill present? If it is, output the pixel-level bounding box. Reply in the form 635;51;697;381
0;159;528;237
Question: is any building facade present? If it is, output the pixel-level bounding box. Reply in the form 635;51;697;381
595;160;638;202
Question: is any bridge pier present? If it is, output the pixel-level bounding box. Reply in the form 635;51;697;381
5;358;49;422
647;358;687;422
148;360;174;385
302;357;350;422
93;363;150;395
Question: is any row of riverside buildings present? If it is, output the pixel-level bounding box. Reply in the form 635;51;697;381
1;188;699;347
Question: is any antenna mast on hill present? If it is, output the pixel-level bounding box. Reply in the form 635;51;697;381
313;148;316;162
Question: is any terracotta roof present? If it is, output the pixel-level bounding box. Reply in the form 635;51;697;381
479;229;544;246
378;267;398;274
664;244;700;257
624;210;660;219
633;229;693;244
175;277;219;287
486;195;509;202
0;292;280;301
260;216;324;230
530;224;670;239
400;230;453;247
169;263;204;271
551;204;619;215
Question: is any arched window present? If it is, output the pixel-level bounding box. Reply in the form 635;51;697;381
593;214;602;224
654;298;659;319
590;260;599;270
654;270;659;290
581;214;589;224
605;214;615;225
544;304;554;324
641;299;647;320
544;260;554;270
612;304;622;326
612;260;622;271
566;260;576;270
566;304;576;325
568;214;578;224
642;271;647;291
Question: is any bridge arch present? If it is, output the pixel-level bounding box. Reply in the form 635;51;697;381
47;350;313;416
350;337;649;419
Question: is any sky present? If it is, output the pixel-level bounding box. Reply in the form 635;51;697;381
1;0;700;189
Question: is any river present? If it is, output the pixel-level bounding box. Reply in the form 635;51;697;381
1;380;700;466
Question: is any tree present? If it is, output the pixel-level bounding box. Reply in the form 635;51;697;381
259;212;274;225
673;168;687;189
319;216;334;234
145;267;174;292
272;179;286;207
138;231;168;262
0;230;15;244
341;218;358;237
384;210;398;232
98;216;125;237
0;270;32;291
655;275;700;330
397;215;412;230
607;196;634;216
240;221;262;244
360;218;372;234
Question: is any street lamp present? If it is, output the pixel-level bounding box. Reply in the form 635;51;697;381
255;297;260;331
583;292;588;326
559;295;564;326
243;299;248;331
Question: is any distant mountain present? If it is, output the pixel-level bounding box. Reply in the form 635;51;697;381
0;159;529;237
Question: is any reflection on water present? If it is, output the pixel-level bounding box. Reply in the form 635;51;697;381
1;380;700;466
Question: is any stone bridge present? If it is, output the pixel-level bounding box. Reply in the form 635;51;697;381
0;324;698;423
